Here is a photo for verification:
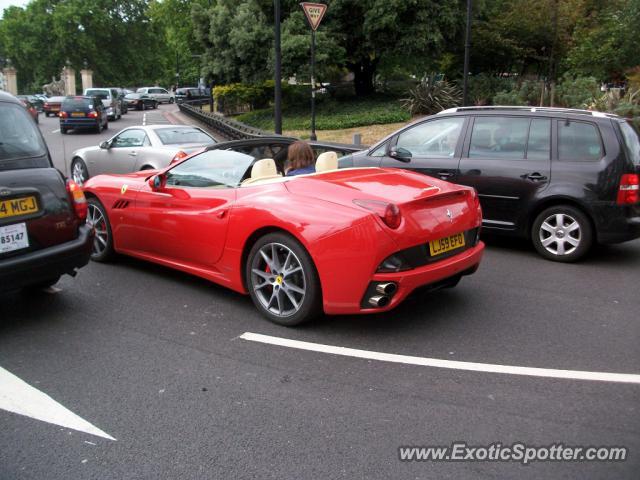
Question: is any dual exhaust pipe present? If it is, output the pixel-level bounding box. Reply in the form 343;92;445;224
368;282;397;308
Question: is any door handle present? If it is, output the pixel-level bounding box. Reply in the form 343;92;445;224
128;151;137;157
437;171;454;179
526;172;547;181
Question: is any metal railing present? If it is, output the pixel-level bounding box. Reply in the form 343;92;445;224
178;101;269;140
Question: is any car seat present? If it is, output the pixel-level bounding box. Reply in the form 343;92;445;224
315;151;338;172
241;158;282;185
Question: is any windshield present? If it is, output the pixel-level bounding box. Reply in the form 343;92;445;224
0;103;49;168
155;127;214;145
165;150;252;188
85;89;109;99
620;121;640;166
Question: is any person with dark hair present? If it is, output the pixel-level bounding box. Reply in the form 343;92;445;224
285;140;315;176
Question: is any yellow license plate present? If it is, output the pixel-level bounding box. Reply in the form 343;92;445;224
0;196;39;219
429;233;465;256
71;112;85;117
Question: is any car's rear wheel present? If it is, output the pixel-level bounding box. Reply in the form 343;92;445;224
71;158;89;185
87;198;114;262
60;127;67;134
97;121;103;133
246;233;321;326
532;205;593;262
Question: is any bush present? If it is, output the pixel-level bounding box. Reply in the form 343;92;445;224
236;96;410;131
212;82;271;114
555;75;600;108
493;90;527;106
465;73;515;106
401;75;462;115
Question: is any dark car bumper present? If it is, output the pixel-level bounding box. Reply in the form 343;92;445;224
598;215;640;244
60;118;100;129
0;224;94;291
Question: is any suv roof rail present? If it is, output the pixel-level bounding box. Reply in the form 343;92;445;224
438;106;619;118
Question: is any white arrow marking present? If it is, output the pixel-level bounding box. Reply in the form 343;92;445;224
0;366;116;440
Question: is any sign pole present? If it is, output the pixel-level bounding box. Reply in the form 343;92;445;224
300;2;327;142
310;29;317;141
274;0;282;134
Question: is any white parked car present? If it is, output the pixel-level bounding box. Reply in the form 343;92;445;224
136;87;174;104
68;125;216;185
84;88;122;120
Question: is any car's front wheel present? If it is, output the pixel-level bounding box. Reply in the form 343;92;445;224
71;158;89;185
86;198;114;262
532;205;593;262
246;233;321;326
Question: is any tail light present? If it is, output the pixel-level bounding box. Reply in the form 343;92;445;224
170;150;188;164
617;174;639;205
353;199;402;229
88;111;98;118
44;102;49;108
66;180;88;221
59;111;68;118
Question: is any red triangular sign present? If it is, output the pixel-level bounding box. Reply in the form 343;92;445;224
301;2;327;31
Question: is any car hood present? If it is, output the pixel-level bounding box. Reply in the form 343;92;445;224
72;145;101;158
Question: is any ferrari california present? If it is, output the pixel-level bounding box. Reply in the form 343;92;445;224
83;149;484;326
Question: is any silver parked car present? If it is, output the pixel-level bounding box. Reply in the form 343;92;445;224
136;87;174;104
68;125;216;184
84;88;122;120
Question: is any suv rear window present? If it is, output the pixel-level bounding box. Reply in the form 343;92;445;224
85;89;109;99
0;103;48;169
619;121;640;165
558;120;603;161
62;98;93;109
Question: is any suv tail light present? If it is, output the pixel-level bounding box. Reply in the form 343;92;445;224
59;111;68;118
617;174;639;205
88;111;98;118
170;150;188;164
353;199;402;229
66;180;88;221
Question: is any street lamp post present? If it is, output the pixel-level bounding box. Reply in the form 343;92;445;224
462;0;473;107
274;0;282;134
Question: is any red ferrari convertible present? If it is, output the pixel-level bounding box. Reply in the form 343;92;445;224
83;149;484;325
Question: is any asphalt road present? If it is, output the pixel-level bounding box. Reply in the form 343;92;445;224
1;109;639;479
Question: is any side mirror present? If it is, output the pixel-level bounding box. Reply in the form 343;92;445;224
149;174;166;191
99;141;110;149
389;146;412;162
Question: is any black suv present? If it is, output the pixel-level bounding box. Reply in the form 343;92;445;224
0;91;94;292
59;96;109;134
340;106;640;262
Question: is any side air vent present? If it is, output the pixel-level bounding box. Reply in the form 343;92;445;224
112;200;130;210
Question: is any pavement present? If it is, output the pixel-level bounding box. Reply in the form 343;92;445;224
0;107;638;479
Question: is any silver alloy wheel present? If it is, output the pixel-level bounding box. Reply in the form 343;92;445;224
250;242;306;318
86;203;109;256
72;161;87;185
538;212;581;256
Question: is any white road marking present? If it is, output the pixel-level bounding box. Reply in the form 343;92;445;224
142;113;146;126
0;366;116;440
51;129;60;133
240;332;640;385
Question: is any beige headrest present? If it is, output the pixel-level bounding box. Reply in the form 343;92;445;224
315;151;338;172
251;158;278;179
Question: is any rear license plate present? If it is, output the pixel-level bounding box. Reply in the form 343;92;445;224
71;112;85;117
0;196;39;219
0;223;29;253
429;233;465;257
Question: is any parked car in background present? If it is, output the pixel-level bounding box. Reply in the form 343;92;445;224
43;96;65;117
124;93;158;110
82;149;484;325
69;125;216;184
136;87;174;104
0;91;94;292
84;88;122;120
175;87;208;104
339;106;640;262
114;88;128;115
17;95;44;112
59;96;109;134
17;96;39;123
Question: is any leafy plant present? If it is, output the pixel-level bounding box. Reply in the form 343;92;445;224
493;90;527;106
555;75;600;108
401;75;462;115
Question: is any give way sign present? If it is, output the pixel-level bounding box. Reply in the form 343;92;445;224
300;2;327;31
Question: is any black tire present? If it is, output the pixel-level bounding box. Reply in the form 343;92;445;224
103;120;108;130
531;205;593;262
60;127;67;134
71;158;89;185
87;198;115;262
139;165;154;171
45;112;50;117
246;232;322;326
153;102;157;109
96;121;103;133
169;97;174;104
